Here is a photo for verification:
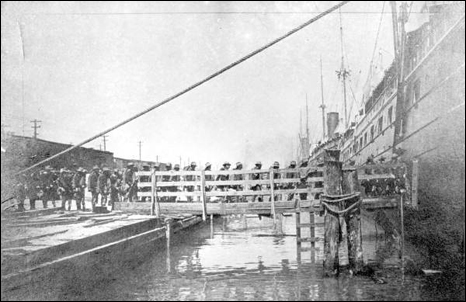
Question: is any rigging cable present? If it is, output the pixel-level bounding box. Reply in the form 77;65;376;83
17;1;350;175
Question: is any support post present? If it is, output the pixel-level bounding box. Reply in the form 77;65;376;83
411;159;419;209
342;168;364;273
165;218;173;273
269;169;276;223
400;190;406;278
151;169;160;217
322;149;342;276
201;171;207;221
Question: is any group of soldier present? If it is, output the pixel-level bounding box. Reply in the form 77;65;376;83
139;159;310;203
12;163;142;212
12;159;311;211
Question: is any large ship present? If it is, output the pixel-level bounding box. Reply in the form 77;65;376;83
308;2;465;208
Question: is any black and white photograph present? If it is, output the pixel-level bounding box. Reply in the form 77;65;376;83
1;1;465;301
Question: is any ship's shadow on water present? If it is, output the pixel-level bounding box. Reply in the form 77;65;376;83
2;216;464;301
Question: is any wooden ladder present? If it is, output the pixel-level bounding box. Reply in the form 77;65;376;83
295;202;316;252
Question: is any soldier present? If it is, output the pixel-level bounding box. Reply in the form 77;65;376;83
285;160;298;201
216;162;231;191
216;162;231;202
123;163;138;202
14;174;27;211
251;161;263;202
232;162;244;202
39;167;50;208
139;163;151;202
58;168;73;210
88;166;100;210
27;170;42;210
298;159;309;201
109;169;120;208
169;164;181;202
97;167;112;206
185;162;197;202
43;166;57;208
271;161;281;201
204;162;213;192
72;167;87;210
160;163;172;202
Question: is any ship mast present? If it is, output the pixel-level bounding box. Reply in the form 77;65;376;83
337;8;350;129
319;57;326;141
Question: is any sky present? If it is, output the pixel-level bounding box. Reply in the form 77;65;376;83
1;1;395;169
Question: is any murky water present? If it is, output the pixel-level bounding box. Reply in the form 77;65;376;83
3;214;463;301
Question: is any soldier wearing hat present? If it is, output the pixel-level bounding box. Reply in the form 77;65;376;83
251;161;263;202
216;162;231;199
39;166;55;208
14;174;27;211
232;162;244;202
184;162;197;202
285;161;298;201
168;164;181;202
58;168;73;210
98;167;112;206
88;165;100;209
72;167;87;210
139;163;151;202
123;162;138;202
271;161;282;201
203;162;213;193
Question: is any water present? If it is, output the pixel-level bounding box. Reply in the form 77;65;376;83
3;214;463;301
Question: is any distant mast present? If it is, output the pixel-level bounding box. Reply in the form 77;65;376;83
319;57;326;141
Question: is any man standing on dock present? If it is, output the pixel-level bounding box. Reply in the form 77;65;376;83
285;160;298;201
233;162;244;202
168;164;181;202
58;168;73;211
88;166;99;210
72;167;87;210
98;167;111;206
123;163;137;202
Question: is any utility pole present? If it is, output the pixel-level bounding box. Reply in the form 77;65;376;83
102;135;108;151
320;57;326;141
30;119;42;139
138;141;142;164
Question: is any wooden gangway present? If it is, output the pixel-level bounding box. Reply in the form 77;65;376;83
116;161;415;218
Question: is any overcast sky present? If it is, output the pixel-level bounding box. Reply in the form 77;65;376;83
1;1;395;169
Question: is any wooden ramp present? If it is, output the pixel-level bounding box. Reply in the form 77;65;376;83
123;161;412;217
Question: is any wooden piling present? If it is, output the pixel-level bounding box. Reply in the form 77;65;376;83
269;169;276;223
322;149;342;276
165;218;173;273
342;168;364;273
200;171;207;221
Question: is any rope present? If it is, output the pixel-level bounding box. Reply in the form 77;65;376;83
321;192;360;203
322;198;361;216
16;1;350;175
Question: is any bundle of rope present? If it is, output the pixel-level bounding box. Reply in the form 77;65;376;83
320;192;361;217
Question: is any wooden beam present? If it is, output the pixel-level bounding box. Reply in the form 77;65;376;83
200;170;207;221
323;149;342;277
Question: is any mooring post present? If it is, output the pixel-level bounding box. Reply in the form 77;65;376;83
151;168;156;216
269;169;276;224
400;189;406;278
165;218;173;273
411;159;419;209
151;169;160;217
322;149;342;276
200;171;207;221
342;167;364;274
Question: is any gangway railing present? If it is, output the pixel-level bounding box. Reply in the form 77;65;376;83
136;167;325;219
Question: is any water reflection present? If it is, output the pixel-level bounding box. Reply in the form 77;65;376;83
81;214;443;301
4;214;462;301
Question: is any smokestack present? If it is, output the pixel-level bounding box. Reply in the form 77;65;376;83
327;112;339;139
